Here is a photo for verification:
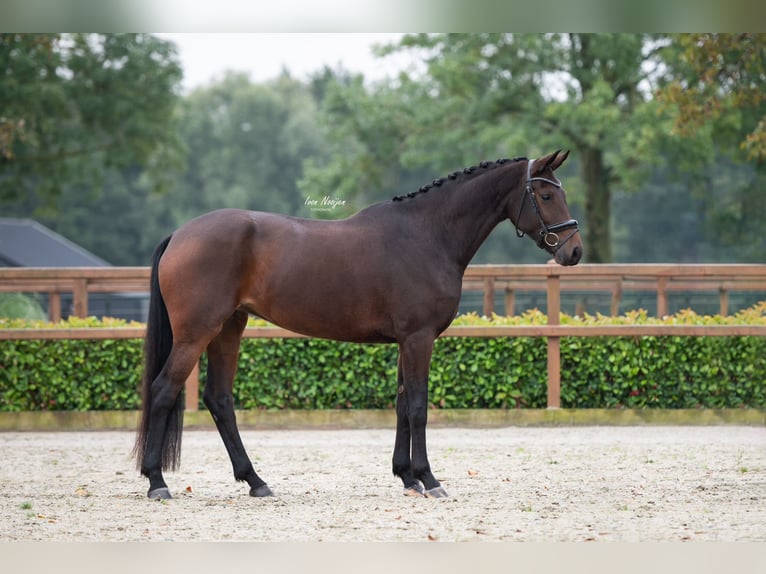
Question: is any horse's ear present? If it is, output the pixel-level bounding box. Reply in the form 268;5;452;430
532;150;568;175
549;150;570;172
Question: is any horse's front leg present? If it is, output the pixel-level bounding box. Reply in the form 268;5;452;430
392;331;448;498
392;355;423;496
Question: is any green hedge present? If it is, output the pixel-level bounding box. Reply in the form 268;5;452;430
1;306;765;411
0;337;143;411
221;336;549;410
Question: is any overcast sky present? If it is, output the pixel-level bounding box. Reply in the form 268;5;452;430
156;33;411;91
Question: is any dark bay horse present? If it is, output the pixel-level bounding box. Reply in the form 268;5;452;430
133;150;583;499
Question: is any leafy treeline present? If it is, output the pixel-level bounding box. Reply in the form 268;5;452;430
1;33;764;266
2;306;765;411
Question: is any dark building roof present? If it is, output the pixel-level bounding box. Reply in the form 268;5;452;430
0;218;110;267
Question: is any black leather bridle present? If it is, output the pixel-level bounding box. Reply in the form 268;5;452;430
514;158;580;251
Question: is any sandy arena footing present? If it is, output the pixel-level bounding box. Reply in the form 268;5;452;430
0;426;764;542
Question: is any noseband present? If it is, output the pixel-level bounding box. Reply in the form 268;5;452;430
514;159;580;250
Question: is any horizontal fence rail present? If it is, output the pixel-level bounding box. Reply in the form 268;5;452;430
4;324;766;341
3;264;766;319
463;263;766;317
2;264;766;410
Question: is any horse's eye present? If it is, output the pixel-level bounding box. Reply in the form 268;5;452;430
541;193;552;201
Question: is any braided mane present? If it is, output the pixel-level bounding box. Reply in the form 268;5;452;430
392;157;527;202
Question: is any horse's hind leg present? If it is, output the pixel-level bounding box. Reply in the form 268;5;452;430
141;342;203;499
204;309;273;497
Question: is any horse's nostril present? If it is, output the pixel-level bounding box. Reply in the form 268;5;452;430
572;245;582;264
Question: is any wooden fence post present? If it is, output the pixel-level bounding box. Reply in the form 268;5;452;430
48;292;62;322
719;286;729;316
546;274;561;409
72;279;88;318
504;287;515;317
657;277;668;317
483;277;495;316
610;281;622;316
185;362;200;412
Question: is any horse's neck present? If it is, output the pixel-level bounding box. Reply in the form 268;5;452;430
416;171;514;270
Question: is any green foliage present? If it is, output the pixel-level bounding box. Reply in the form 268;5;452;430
197;336;549;410
171;72;326;222
302;33;766;264
0;337;143;411
1;70;329;266
0;316;144;411
304;33;664;263
0;33;184;204
561;335;765;408
0;33;185;265
0;293;47;320
217;339;399;410
298;71;432;216
4;34;763;266
0;316;143;329
656;33;766;162
427;337;548;409
1;306;764;412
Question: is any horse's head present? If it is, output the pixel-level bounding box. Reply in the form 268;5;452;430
510;150;583;266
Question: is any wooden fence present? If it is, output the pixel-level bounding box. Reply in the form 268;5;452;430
2;264;766;409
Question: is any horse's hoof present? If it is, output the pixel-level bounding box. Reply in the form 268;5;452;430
250;484;274;497
403;481;425;497
148;487;172;500
424;486;449;499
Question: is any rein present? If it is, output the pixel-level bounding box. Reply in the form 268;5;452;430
514;158;580;251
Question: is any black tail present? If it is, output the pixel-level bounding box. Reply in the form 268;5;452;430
132;235;184;471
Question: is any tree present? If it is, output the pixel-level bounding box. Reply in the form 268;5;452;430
168;72;328;226
299;68;433;219
544;34;661;263
0;33;184;204
648;34;766;262
2;70;332;266
656;34;766;162
306;34;663;263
